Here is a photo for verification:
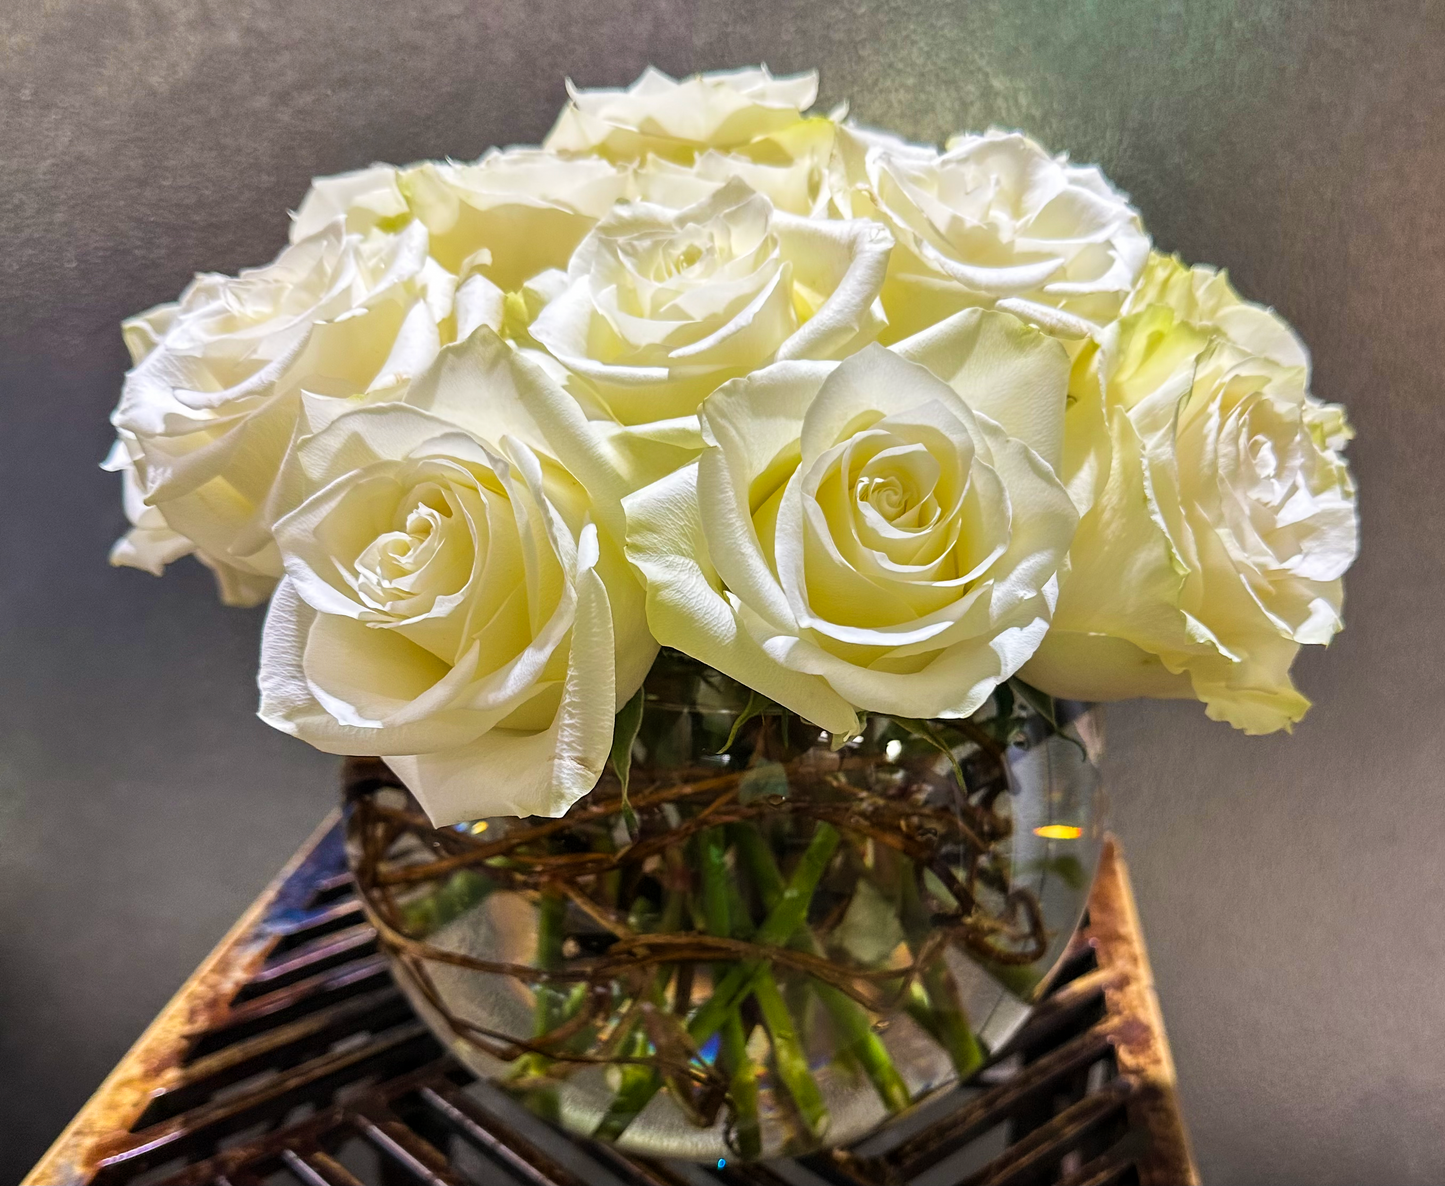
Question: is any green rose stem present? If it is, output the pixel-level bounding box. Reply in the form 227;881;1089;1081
609;1025;656;1130
720;1016;762;1159
810;979;910;1113
698;828;733;946
728;822;787;908
594;825;623;940
899;865;985;1080
588;878;687;1125
752;972;828;1137
397;868;494;936
731;824;911;1114
699;827;824;1143
698;828;763;1154
593;822;841;1142
516;889;568;1121
902;981;946;1045
916;966;984;1080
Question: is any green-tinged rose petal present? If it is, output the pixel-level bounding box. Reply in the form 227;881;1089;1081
1032;251;1357;732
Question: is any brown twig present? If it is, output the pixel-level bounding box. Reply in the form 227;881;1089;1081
345;695;1065;1133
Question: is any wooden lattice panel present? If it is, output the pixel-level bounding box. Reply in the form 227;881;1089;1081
27;801;1196;1186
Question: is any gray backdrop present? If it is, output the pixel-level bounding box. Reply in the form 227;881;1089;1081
2;1;1442;1182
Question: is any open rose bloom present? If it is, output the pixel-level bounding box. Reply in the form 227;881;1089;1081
109;64;1359;823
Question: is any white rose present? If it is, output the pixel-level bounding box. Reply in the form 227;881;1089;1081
630;120;838;217
289;164;412;240
623;311;1078;732
834;126;1150;341
1021;254;1359;733
110;219;455;604
292;149;629;308
545;65;818;163
104;435;277;606
1059;251;1313;517
258;333;654;823
1121;250;1309;367
528;178;893;486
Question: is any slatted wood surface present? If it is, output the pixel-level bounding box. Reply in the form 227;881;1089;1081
25;812;1197;1186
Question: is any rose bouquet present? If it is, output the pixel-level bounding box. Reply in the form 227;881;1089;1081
107;67;1358;1158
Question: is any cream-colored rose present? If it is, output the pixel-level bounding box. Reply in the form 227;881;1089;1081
289;164;412;240
623;311;1078;732
545;65;818;164
1121;250;1308;366
631;119;838;217
110;219;455;604
528;178;892;473
258;334;654;823
834;126;1150;341
293;150;628;288
1022;254;1358;733
104;435;278;606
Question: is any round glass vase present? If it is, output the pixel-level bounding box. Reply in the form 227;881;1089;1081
344;652;1104;1162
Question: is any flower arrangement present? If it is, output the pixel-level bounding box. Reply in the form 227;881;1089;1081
106;64;1359;1157
109;65;1358;825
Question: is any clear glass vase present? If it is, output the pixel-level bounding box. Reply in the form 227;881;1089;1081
345;650;1104;1162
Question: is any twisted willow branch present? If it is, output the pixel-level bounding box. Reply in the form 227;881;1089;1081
347;721;1052;1148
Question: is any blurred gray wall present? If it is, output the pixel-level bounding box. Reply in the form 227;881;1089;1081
2;1;1442;1181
